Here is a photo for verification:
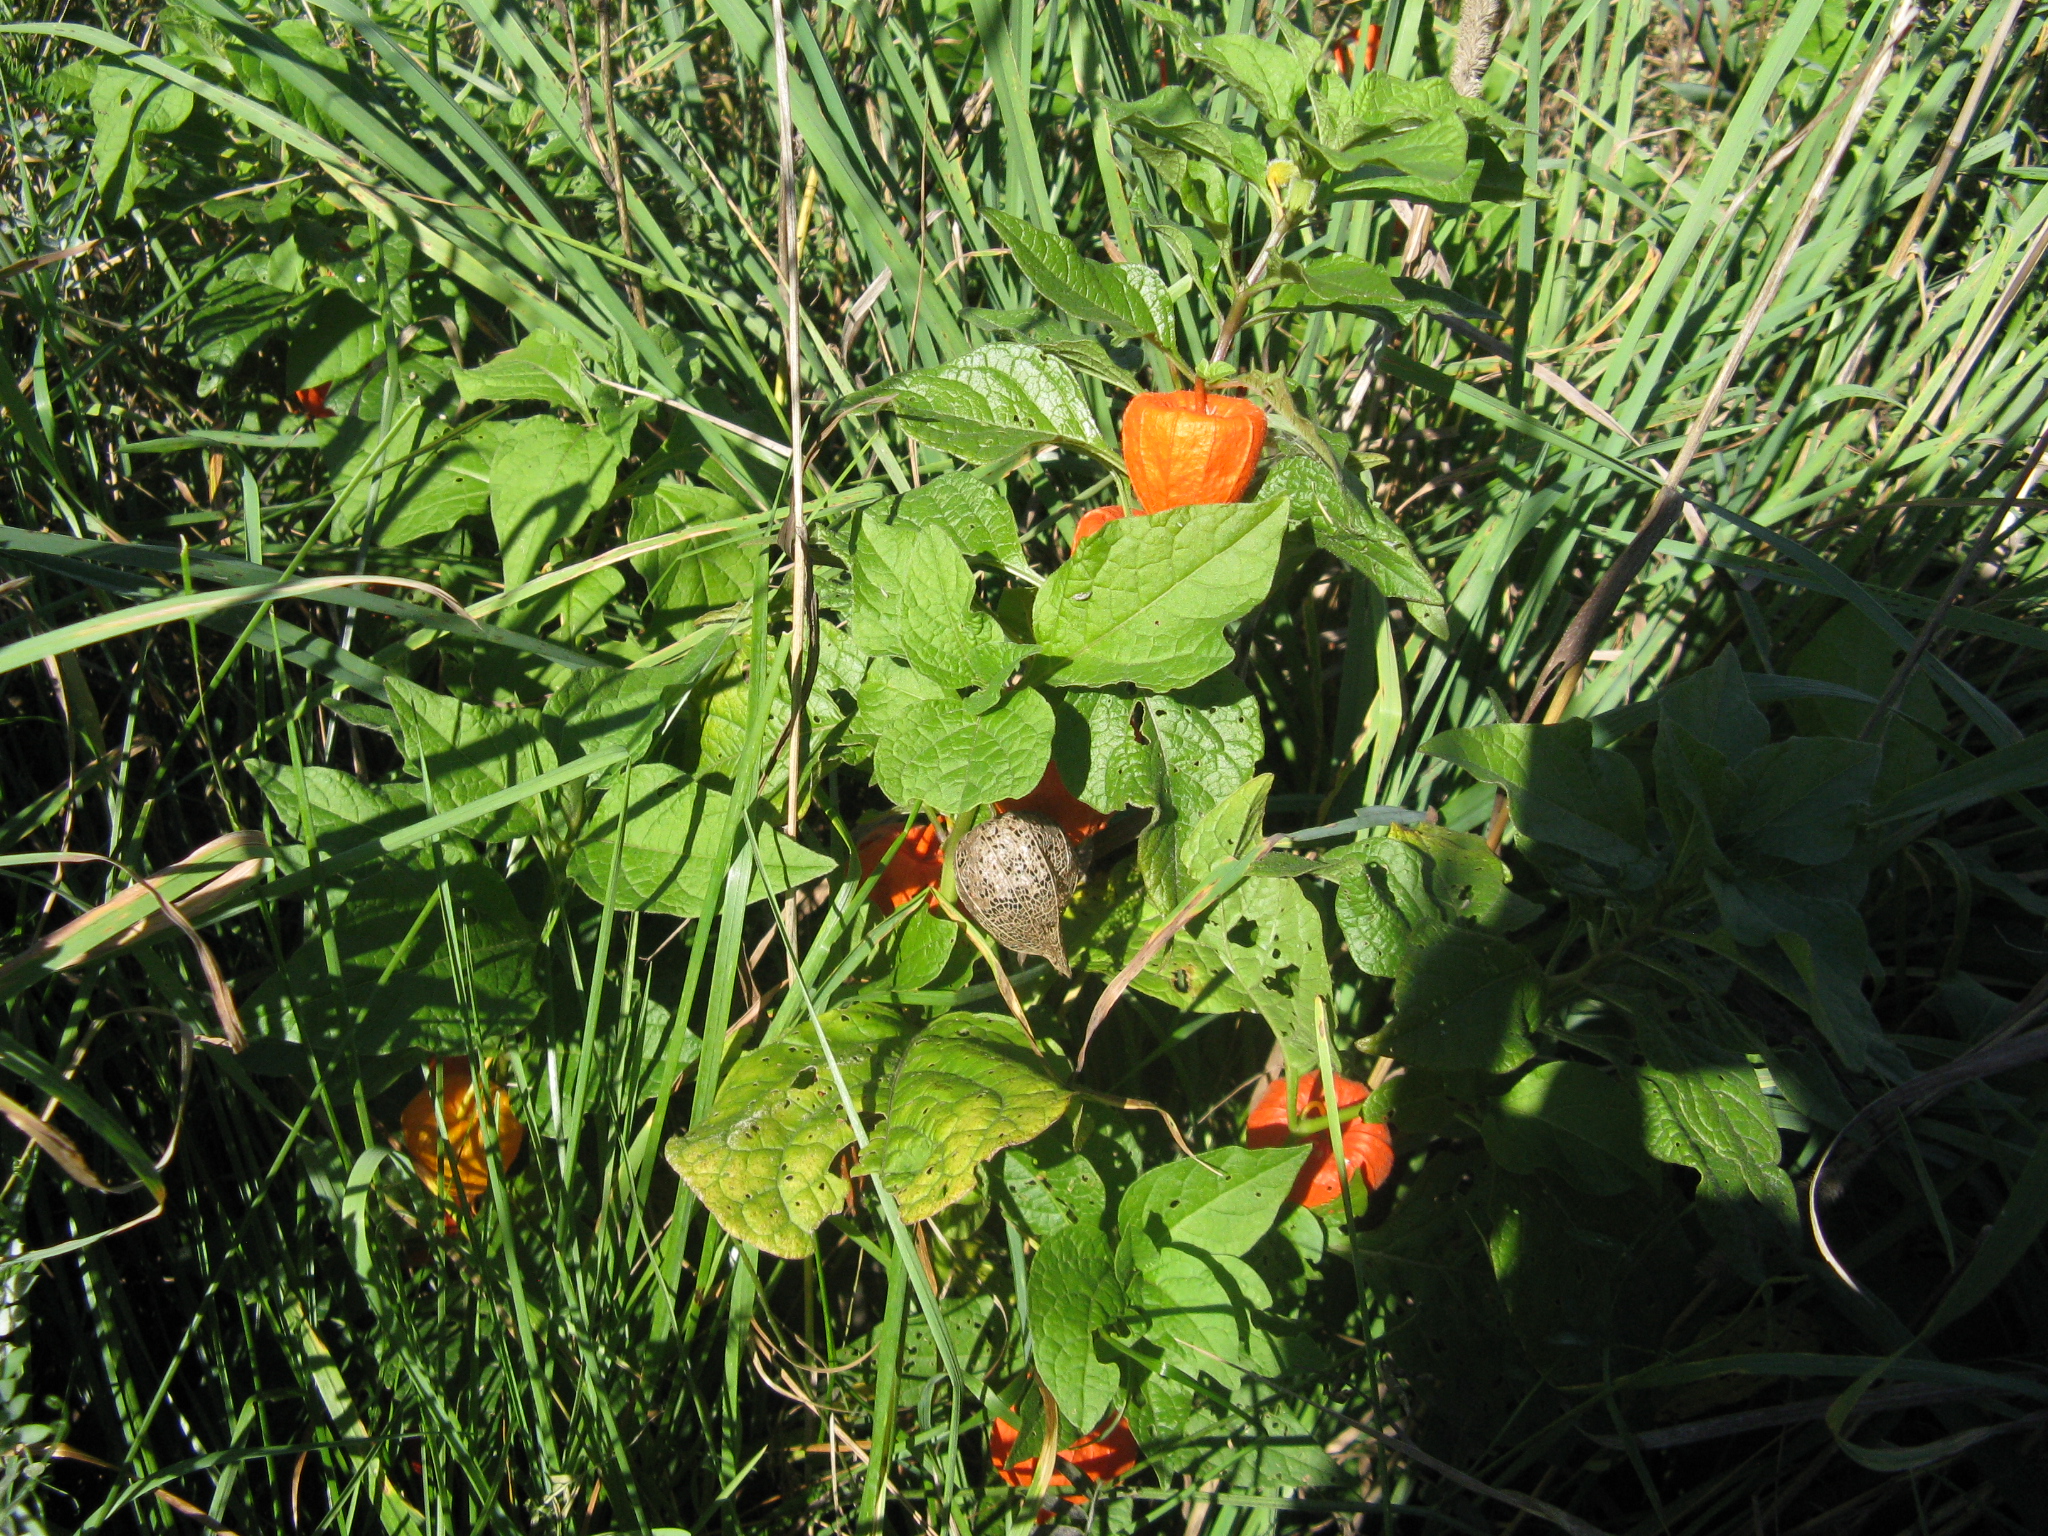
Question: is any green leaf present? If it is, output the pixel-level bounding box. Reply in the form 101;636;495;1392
243;762;423;852
1658;649;1769;763
488;417;622;592
665;1007;914;1259
1425;720;1657;883
860;666;1055;817
1327;832;1434;979
853;342;1110;465
1109;87;1270;183
1211;873;1331;1078
1384;928;1540;1072
849;519;1027;689
285;292;378;391
1144;671;1265;819
1638;1062;1799;1279
1731;737;1880;866
1181;32;1311;124
1325;823;1530;979
865;1013;1072;1223
628;483;758;620
1000;1145;1109;1240
1127;1245;1275;1390
1050;688;1161;815
1260;457;1444;634
984;211;1169;338
366;438;491;547
454;328;592;413
1271;254;1433;322
1037;499;1288;691
386;678;557;840
1028;1221;1124;1434
243;845;542;1056
882;472;1024;567
543;661;710;766
1114;1145;1307;1263
1705;876;1890;1074
565;763;834;915
1483;1062;1653;1197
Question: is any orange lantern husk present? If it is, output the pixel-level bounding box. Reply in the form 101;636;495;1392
996;761;1109;845
1245;1070;1394;1209
1121;389;1267;514
856;820;946;910
990;1412;1140;1507
1071;504;1133;550
292;384;335;420
400;1058;524;1210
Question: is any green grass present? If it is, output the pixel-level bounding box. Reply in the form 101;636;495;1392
3;0;2047;1530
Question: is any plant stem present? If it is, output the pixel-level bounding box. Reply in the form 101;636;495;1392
1210;212;1294;364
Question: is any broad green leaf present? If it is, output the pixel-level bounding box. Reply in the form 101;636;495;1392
849;519;1027;689
386;678;557;840
1271;254;1433;322
1658;649;1769;763
628;482;758;619
856;342;1108;465
859;665;1054;817
1308;72;1486;152
1638;1062;1799;1279
1182;32;1311;123
882;472;1023;566
1260;457;1444;634
1115;1145;1306;1264
1326;833;1435;978
367;438;491;547
1211;873;1331;1078
1425;720;1656;883
1325;823;1529;978
1384;928;1540;1072
565;763;834;914
455;328;592;413
1730;737;1880;866
1037;499;1288;690
1050;688;1161;815
1109;87;1269;183
285;291;378;391
1028;1221;1124;1434
243;845;541;1056
244;762;424;851
1000;1145;1108;1240
488;417;622;593
984;211;1169;338
543;661;711;766
665;1007;913;1259
1177;773;1271;890
1705;875;1889;1073
1789;606;1947;799
1144;671;1265;819
865;1013;1071;1223
1128;1245;1276;1390
1483;1062;1653;1197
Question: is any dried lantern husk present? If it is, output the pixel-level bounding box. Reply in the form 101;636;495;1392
951;811;1080;976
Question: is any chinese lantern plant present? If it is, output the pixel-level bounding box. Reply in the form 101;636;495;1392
1245;1070;1395;1210
400;1057;524;1210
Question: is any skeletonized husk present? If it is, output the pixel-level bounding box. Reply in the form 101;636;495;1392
951;811;1080;976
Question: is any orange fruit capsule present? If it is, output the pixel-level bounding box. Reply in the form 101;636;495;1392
1245;1070;1394;1209
990;1411;1140;1510
855;821;946;910
996;761;1109;845
1121;389;1267;514
1070;504;1133;550
400;1058;524;1209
